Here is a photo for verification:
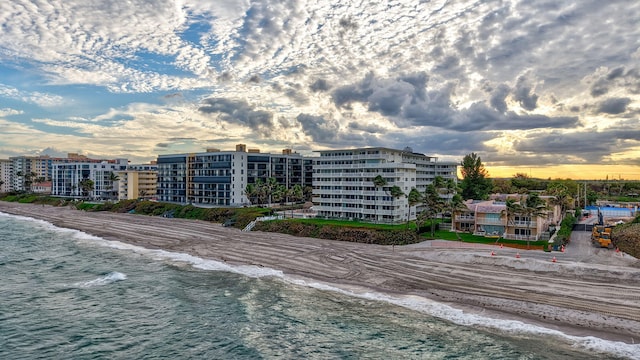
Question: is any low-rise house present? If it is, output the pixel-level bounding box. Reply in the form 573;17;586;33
453;194;563;241
31;181;52;194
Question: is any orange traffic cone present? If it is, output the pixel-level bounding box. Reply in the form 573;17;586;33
552;256;557;263
515;252;520;259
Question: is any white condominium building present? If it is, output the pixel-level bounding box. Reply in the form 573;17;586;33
312;147;458;224
52;159;129;199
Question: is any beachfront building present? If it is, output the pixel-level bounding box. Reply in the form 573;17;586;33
312;147;458;224
31;181;52;194
452;194;563;241
9;156;34;192
0;159;12;192
156;144;313;206
116;163;158;200
52;159;129;199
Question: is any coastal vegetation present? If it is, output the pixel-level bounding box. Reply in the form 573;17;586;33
612;214;640;256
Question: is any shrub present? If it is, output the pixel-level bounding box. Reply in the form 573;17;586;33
555;213;576;245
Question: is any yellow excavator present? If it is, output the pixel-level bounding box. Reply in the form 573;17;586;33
591;225;614;249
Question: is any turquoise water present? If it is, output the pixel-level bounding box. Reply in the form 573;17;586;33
0;213;635;359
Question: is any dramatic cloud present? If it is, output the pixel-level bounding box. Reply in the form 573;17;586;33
597;97;632;115
0;0;639;178
296;113;340;143
199;98;275;136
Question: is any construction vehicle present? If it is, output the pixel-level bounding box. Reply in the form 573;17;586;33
591;225;614;249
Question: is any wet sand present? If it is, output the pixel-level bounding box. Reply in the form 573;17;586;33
2;202;640;344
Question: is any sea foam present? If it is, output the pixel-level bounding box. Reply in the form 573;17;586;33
73;271;127;288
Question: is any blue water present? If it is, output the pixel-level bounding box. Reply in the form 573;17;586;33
0;212;636;359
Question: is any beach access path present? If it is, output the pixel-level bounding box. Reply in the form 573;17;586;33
2;202;640;343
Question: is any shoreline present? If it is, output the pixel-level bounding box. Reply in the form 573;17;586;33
2;202;640;348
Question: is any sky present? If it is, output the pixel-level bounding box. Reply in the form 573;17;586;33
1;0;639;180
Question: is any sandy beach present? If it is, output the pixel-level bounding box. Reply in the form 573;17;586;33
2;202;640;344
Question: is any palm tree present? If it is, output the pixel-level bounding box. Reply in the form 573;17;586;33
422;183;445;238
272;184;287;204
244;183;258;205
303;185;313;202
289;184;303;204
449;194;469;240
24;172;36;193
407;187;423;230
78;178;95;199
15;171;34;192
545;183;570;220
523;193;549;248
138;189;148;200
389;185;405;224
265;177;279;207
501;198;523;238
108;172;120;200
15;171;23;191
373;174;387;223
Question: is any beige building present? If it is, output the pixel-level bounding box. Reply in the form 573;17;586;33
0;159;11;192
453;194;563;241
117;163;158;200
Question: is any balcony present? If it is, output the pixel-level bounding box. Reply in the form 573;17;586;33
512;220;536;228
455;215;475;221
503;233;540;241
475;218;504;225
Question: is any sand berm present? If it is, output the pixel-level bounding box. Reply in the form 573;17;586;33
2;202;640;344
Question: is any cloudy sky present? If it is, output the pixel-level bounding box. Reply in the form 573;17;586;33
1;0;639;179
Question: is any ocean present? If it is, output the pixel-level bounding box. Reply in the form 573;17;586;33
1;212;637;360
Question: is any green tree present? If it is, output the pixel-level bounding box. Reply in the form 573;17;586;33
15;171;23;191
303;185;313;202
108;172;120;200
265;177;279;206
289;184;304;204
545;182;571;219
501;198;523;228
511;173;546;192
522;193;549;248
389;185;405;223
78;178;95;199
421;183;445;238
448;193;469;240
245;180;265;206
459;153;492;200
272;184;287;204
23;172;37;193
407;187;423;229
372;174;388;223
492;178;514;194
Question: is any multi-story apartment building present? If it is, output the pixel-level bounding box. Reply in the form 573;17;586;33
156;144;312;206
312;147;458;224
452;194;563;241
52;159;129;199
116;163;158;200
0;159;12;192
9;156;34;191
